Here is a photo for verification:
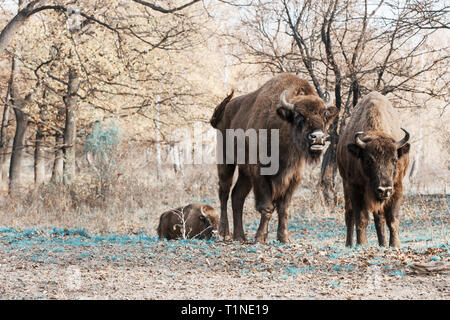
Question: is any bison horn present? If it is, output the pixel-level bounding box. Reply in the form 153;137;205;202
355;131;367;149
323;90;333;107
200;206;206;217
280;90;294;110
395;128;410;149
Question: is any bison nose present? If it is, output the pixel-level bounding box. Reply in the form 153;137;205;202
376;186;393;198
309;131;324;141
309;131;328;145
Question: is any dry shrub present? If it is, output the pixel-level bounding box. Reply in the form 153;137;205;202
0;142;220;235
0;141;447;240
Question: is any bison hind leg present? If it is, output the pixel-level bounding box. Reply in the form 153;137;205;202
343;188;355;247
253;177;275;244
217;164;236;240
345;209;354;247
231;171;252;242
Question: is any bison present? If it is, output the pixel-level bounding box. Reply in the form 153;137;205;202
210;73;338;243
157;203;219;240
336;92;410;247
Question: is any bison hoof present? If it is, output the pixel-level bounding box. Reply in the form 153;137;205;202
390;240;401;248
277;235;291;244
219;231;231;241
233;233;247;242
254;234;268;244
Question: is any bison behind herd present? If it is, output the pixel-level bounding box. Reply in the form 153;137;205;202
158;73;410;248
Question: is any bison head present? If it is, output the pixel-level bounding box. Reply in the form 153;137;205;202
197;205;219;240
347;129;410;201
277;90;338;157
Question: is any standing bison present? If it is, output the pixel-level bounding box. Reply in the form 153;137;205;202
210;73;337;243
337;92;410;247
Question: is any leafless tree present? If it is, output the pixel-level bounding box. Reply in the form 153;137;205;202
228;0;449;204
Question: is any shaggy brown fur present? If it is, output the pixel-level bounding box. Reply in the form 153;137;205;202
337;92;410;247
157;204;219;240
211;73;337;243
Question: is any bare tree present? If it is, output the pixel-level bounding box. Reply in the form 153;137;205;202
8;81;31;193
62;67;79;185
0;55;14;185
228;0;449;204
0;0;203;57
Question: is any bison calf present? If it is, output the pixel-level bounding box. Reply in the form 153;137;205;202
337;92;410;247
157;204;219;240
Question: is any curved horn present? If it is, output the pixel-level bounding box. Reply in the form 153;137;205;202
355;131;367;149
200;205;206;217
280;90;294;110
395;128;410;149
323;90;333;107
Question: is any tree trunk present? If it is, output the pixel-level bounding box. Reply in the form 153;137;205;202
155;98;162;180
51;134;64;183
34;93;48;185
9;84;30;193
34;127;45;185
0;57;14;187
62;68;79;185
320;117;339;206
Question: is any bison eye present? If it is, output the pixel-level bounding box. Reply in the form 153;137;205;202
293;113;305;128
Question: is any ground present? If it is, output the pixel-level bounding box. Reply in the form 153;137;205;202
0;196;448;300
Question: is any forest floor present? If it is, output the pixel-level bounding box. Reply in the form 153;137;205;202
0;196;448;300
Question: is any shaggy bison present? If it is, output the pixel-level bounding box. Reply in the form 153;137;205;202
210;73;337;243
157;204;219;240
337;92;410;247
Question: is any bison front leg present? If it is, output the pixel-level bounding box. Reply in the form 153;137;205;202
255;205;274;244
275;204;290;244
217;164;236;240
355;211;369;246
253;178;274;244
274;187;296;244
385;195;402;248
350;187;369;246
373;211;387;247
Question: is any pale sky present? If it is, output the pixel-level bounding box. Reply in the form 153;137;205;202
1;0;18;13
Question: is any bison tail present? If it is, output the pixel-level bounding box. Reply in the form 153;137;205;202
210;89;234;128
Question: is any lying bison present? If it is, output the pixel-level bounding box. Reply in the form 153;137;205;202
157;204;219;240
210;73;337;243
337;92;410;247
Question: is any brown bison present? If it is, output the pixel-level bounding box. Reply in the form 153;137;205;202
210;73;338;243
337;92;410;247
157;204;219;240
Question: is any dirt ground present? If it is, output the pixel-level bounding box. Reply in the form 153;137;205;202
0;196;448;300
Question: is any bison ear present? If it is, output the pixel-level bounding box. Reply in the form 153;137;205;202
397;143;410;159
276;106;295;123
199;214;206;222
277;107;305;127
347;143;363;158
325;107;338;123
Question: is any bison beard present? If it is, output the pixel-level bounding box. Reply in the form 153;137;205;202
210;73;337;243
337;92;410;247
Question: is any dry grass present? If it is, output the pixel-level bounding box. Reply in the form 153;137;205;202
0;143;447;245
0;144;219;235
